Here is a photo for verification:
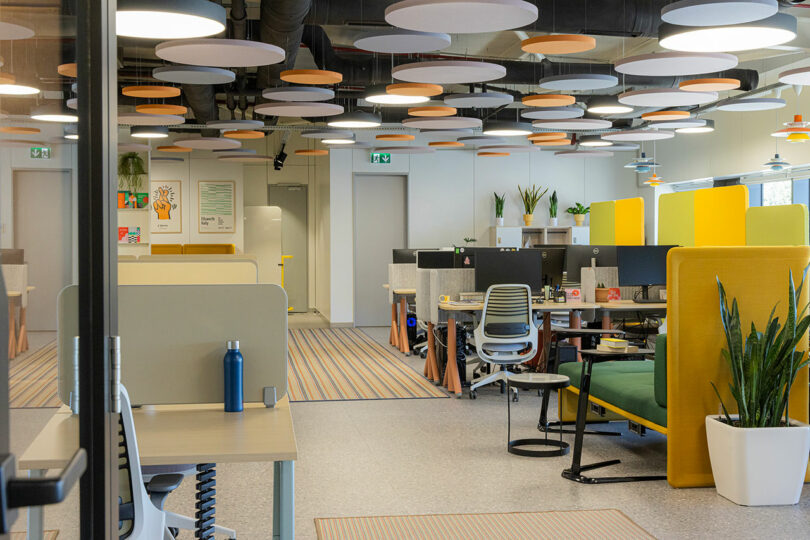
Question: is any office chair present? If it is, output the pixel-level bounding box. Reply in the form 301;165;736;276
470;284;538;400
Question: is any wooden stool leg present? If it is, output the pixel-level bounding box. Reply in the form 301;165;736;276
570;310;582;363
390;303;399;348
446;318;462;395
17;305;28;353
602;311;613;331
425;322;440;383
8;301;17;360
399;297;410;355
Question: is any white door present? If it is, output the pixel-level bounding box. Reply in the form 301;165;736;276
13;170;73;330
244;205;283;284
268;185;309;313
354;175;407;326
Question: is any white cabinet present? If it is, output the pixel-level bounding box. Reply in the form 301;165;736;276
489;226;523;248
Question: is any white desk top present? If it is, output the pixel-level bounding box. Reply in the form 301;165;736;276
598;301;667;311
439;301;600;313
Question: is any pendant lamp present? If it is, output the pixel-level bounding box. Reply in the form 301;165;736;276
660;0;778;27
116;0;226;39
31;104;78;123
328;111;382;128
764;153;790;172
658;13;796;53
365;85;429;105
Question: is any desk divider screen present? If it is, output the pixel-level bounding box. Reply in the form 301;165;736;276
589;201;615;245
118;259;258;285
694;185;748;246
614;197;645;245
745;204;809;246
658;191;696;247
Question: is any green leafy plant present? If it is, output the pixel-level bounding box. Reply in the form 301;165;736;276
597;282;606;289
517;184;548;215
712;267;810;428
549;190;558;218
494;192;505;218
118;152;147;193
463;237;476;245
566;202;590;215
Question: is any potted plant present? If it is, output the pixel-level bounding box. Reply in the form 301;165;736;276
548;190;558;226
595;282;609;303
566;202;590;226
706;270;810;506
517;184;548;227
118;152;147;208
494;192;505;227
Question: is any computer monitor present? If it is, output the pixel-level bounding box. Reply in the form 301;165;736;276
453;247;476;268
474;248;543;294
617;245;676;300
535;247;566;288
392;248;420;264
564;245;618;280
416;250;456;269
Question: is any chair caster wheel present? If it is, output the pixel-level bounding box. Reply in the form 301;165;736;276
469;390;477;399
169;528;179;538
420;351;427;359
512;388;519;402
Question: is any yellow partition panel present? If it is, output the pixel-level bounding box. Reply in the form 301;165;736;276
659;191;696;246
614;197;645;245
589;201;615;245
183;243;236;254
746;204;809;246
151;244;183;255
694;185;748;246
667;246;810;487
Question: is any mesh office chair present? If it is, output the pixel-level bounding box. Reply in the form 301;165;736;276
471;284;538;399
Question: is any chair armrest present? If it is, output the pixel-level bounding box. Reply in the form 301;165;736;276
146;473;184;494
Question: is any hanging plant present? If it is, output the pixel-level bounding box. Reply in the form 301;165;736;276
118;152;147;193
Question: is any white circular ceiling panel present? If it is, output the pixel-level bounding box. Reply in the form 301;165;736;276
0;21;35;40
555;150;613;158
444;92;513;108
173;137;242;150
661;0;778;27
384;0;538;34
401;116;482;129
602;130;675;142
457;135;506;146
153;65;236;84
374;145;436;154
779;67;810;86
253;102;344;117
354;29;451;53
614;52;738;76
531;118;612;130
521;106;584;120
392;60;506;84
717;97;786;111
419;128;475;138
207;119;264;130
155;38;285;68
262;86;335;102
618;88;718;107
647;118;707;129
118;113;186;126
539;74;618;91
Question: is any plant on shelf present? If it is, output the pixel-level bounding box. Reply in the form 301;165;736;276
517;184;548;227
595;282;609;303
548;190;558;226
566;202;590;227
463;237;476;245
706;269;810;506
494;192;505;226
118;152;147;207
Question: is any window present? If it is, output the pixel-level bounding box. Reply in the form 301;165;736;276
762;180;792;207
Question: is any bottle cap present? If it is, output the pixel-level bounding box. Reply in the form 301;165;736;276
227;340;240;350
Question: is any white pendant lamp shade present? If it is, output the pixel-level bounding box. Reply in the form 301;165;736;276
0;73;39;95
117;0;226;39
30;104;78;123
130;125;169;138
119;113;185;126
779;67;810;86
155;39;285;68
321;135;356;145
555;149;613;158
532;118;612;130
482;121;533;136
0;21;35;40
602;130;675;142
392;60;506;84
374;146;436;155
619;88;717;107
206;119;263;130
578;136;613;147
384;0;538;34
457;135;506;146
521;106;584;120
365;85;429;105
254;102;344;117
262;86;335;102
587;97;633;115
444;92;513;108
676;119;715;133
614;52;738;76
717;97;785;111
354;29;451;53
660;0;778;27
174;137;241;150
539;74;618;91
658;14;796;53
153;66;235;85
478;144;539;153
764;153;790;172
401;116;482;129
328;111;382;128
301;129;354;140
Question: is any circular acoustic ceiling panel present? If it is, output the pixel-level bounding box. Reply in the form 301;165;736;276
522;95;576;107
408;106;457;117
151;157;184;162
478;144;540;153
213;148;256;157
155;39;285;68
57;63;77;78
528;132;566;141
531;118;612;130
136;104;188;115
444;92;513;108
0;21;35;40
122;85;180;98
207;119;264;130
779;67;810;86
521;34;595;55
384;0;538;34
280;69;342;85
717;97;786;111
641;110;691;121
458;135;506;146
296;149;329;156
300;129;353;139
0;126;40;134
657;14;796;53
174;137;242;150
223;130;265;139
377;134;416;141
157;145;193;152
478;152;510;156
679;78;740;92
374;145;436;154
648;118;707;129
521;106;584;120
253;102;344;117
118;113;185;126
392;60;506;84
401;116;482;129
419;128;475;138
602;130;675;142
618;88;718;107
555;150;613;158
533;139;572;147
218;155;274;163
661;0;778;27
429;141;464;148
262;86;335;102
118;143;150;152
153;65;235;85
614;52;738;76
354;29;451;53
387;83;443;96
539;74;618;91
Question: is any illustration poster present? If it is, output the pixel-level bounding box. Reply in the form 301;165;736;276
150;180;182;234
198;180;235;233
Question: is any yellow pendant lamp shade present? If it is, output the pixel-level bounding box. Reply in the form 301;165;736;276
296;149;329;156
522;94;576;107
408;106;456;117
644;173;663;186
528;132;566;141
136;104;188;115
521;35;596;55
376;134;415;141
280;69;342;85
787;132;809;143
386;83;443;97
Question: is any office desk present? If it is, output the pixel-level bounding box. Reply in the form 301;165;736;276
20;398;298;540
597;301;667;330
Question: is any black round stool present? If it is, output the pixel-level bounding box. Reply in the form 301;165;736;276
507;372;570;457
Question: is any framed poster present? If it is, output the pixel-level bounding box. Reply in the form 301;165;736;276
198;180;235;233
150;180;182;234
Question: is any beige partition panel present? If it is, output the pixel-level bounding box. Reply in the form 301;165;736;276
118;260;258;285
388;263;417;304
58;284;288;406
429;268;475;324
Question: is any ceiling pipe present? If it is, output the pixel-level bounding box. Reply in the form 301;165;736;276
182;0;225;133
257;0;312;92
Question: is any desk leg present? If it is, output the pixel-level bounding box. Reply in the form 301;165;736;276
26;469;46;540
399;297;410;355
601;309;612;331
445;318;462;396
540;314;551;373
17;305;28;353
425;323;439;383
390;303;399;347
273;460;295;540
8;300;17;361
570;310;582;363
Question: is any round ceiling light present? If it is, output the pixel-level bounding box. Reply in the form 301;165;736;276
174;137;241;150
482;121;533;136
157;145;193;152
321;135;356;145
135;104;188;115
401;116;482;129
153;65;235;85
660;0;778;27
676;119;716;133
384;0;538;34
443;92;513;108
479;144;539;153
429;141;464;148
533;139;571;146
771;116;810;137
658;14;796;53
377;134;416;141
528;132;567;141
300;129;354;140
532;118;612;130
130;125;169;139
0;21;35;40
296;149;329;156
156;39;285;68
602;129;675;142
365;86;430;105
223;130;265;139
354;29;451;53
374;145;436;155
478;152;510;157
555;149;613;158
57;63;77;78
539;74;618;91
646;118;707;129
218;155;274;163
578;136;613;147
119;113;185;126
386;83;443;97
614;52;738;76
63;127;78;141
0;73;39;95
207;119;264;130
619;88;717;107
779;67;810;86
122;85;180;98
522;94;576;107
0;126;40;134
586;97;633;115
408;106;457;117
254;102;344;117
641;110;691;122
30;104;78;123
392;60;506;84
118;143;150;152
679;78;740;92
280;69;342;85
117;0;226;39
328;110;382;128
717;97;785;111
262;86;335;102
521;106;584;120
457;135;506;146
521;34;595;54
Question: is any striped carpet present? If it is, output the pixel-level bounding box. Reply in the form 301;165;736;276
315;509;653;540
9;340;60;408
11;531;58;540
288;328;446;402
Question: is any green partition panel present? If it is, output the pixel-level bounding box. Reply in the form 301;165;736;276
746;204;809;246
659;191;696;246
590;200;615;245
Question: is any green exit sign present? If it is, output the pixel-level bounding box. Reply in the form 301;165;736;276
370;152;391;164
30;147;51;159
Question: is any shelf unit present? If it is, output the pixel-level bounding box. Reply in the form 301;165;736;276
118;206;150;255
490;225;589;247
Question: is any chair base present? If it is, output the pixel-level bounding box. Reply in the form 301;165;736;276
561;459;667;484
508;438;569;458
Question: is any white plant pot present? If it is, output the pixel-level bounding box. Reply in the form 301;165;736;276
548;217;558;226
495;217;504;227
705;415;810;506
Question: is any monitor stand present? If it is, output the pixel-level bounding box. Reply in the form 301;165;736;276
634;285;661;304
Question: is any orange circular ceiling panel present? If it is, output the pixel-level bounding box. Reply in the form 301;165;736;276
533;138;571;146
0;73;16;85
478;151;510;156
223;130;265;139
386;83;443;97
376;134;415;141
57;63;77;78
528;132;566;141
296;149;329;156
0;126;40;134
157;145;193;153
641;110;690;121
136;104;188;115
429;141;464;147
521;35;596;55
679;78;740;92
408;106;456;117
280;69;342;85
122;85;181;98
522;94;576;107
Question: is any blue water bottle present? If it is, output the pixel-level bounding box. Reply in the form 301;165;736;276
224;340;244;412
